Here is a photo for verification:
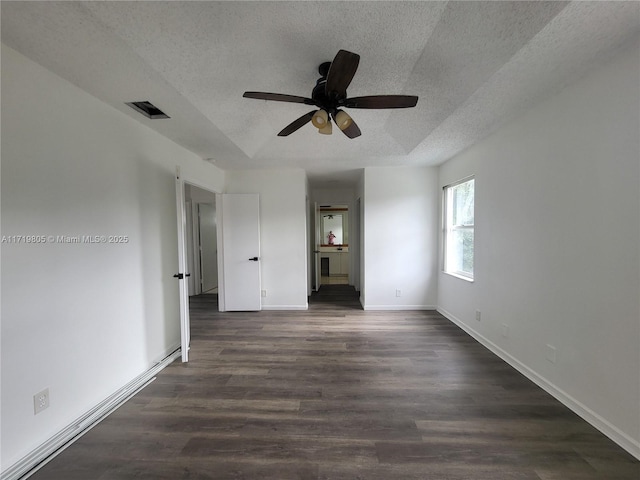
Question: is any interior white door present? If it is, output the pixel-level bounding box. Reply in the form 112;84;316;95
314;202;321;291
175;173;190;362
198;203;218;293
220;194;261;311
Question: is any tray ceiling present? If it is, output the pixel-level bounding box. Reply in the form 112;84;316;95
2;1;638;184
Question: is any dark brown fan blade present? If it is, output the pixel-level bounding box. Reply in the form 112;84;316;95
277;110;317;136
325;50;360;99
342;95;418;109
340;119;361;139
243;92;315;105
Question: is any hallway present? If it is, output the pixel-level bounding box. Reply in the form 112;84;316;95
309;284;361;310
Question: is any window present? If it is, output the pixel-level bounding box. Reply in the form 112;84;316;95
444;177;475;280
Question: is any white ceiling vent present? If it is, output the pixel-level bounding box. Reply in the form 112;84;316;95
125;101;170;119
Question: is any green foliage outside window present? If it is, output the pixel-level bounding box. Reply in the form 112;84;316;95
445;178;474;278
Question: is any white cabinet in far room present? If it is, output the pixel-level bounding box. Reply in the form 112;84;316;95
323;251;349;276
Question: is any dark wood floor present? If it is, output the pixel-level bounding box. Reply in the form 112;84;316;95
28;286;638;479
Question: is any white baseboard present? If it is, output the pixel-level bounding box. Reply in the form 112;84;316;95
437;307;640;460
1;348;182;480
362;304;437;311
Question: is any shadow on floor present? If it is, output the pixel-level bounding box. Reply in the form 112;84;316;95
190;284;362;311
309;284;362;310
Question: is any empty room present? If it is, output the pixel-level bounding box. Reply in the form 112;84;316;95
1;2;639;479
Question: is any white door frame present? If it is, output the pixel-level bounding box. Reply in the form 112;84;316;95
189;200;202;295
198;202;218;293
175;171;222;362
313;202;321;291
175;170;191;362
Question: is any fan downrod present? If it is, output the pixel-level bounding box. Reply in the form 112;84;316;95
318;61;331;78
312;61;332;105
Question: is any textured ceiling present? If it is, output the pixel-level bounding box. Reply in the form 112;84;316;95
2;1;639;185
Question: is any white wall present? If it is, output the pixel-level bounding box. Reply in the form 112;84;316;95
362;167;439;310
0;44;226;470
225;169;308;310
437;37;640;457
311;187;356;207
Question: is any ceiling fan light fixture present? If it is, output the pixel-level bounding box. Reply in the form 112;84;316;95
334;110;353;131
311;109;329;129
243;50;419;139
318;121;333;135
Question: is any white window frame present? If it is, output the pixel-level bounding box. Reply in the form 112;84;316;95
443;176;475;281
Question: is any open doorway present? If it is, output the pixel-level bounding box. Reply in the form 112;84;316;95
184;183;219;302
318;205;349;287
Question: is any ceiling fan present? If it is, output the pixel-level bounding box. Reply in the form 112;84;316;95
243;50;418;139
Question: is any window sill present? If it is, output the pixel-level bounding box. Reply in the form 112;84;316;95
443;271;474;283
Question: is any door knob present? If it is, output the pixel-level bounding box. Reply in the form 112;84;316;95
248;257;259;261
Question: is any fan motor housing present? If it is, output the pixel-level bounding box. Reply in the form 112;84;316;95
312;79;327;104
242;50;418;139
312;62;339;111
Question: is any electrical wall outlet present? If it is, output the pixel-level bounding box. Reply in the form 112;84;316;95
261;290;267;297
475;310;481;321
34;388;50;415
545;344;557;364
395;289;402;297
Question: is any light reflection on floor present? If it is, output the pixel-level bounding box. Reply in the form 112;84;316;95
320;275;349;285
